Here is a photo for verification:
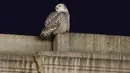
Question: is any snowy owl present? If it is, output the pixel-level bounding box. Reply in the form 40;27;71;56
39;3;70;40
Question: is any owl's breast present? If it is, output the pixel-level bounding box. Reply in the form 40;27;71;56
53;12;69;34
60;14;69;32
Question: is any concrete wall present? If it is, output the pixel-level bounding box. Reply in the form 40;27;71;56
0;33;130;73
0;34;52;55
53;33;130;54
1;51;130;73
0;54;38;73
36;51;130;73
1;33;130;55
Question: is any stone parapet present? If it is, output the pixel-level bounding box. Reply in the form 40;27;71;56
35;51;130;73
0;34;51;55
0;51;130;73
0;55;38;73
53;33;130;54
0;33;130;73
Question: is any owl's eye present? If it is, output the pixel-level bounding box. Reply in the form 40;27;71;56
58;5;61;7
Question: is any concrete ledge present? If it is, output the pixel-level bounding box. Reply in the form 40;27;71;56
53;33;130;54
1;33;130;73
36;51;130;73
0;52;129;73
0;55;37;73
37;51;130;61
0;34;52;55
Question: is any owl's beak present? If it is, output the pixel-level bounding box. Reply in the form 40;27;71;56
56;7;58;10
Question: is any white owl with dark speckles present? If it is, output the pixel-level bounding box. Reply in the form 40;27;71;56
39;3;70;39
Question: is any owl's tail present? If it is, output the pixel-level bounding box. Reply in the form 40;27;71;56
38;28;53;40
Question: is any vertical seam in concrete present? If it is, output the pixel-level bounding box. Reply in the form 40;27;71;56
33;56;41;73
69;33;71;51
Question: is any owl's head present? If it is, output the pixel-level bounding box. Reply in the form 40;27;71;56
55;3;68;12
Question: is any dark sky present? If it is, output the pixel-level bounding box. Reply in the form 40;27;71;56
0;0;130;36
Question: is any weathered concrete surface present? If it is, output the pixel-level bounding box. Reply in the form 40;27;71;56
0;34;52;55
53;33;130;54
0;55;38;73
35;51;130;73
0;33;130;73
1;51;130;73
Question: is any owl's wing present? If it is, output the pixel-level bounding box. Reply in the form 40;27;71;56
40;12;61;38
44;11;62;31
45;12;59;27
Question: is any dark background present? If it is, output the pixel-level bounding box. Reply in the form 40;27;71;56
0;0;129;36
